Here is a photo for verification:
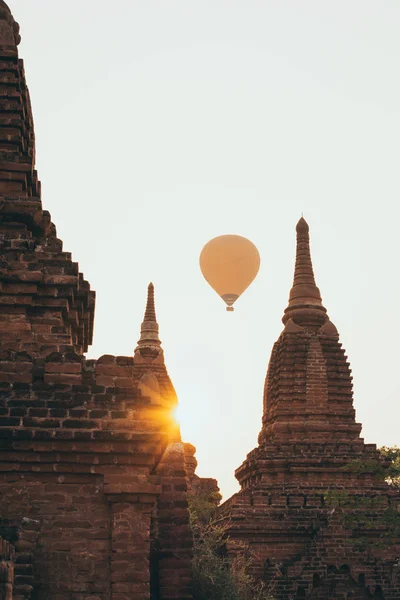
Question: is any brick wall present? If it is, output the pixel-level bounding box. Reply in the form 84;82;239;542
0;349;194;599
0;534;14;600
0;5;196;598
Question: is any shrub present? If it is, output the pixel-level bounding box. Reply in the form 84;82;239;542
189;489;275;600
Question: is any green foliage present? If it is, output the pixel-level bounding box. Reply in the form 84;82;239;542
325;489;400;551
340;446;400;488
379;446;400;488
188;489;274;600
189;487;222;525
324;446;400;553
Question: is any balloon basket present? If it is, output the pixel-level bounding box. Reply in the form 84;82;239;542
226;307;234;312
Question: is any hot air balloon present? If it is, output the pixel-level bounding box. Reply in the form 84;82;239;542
200;235;260;311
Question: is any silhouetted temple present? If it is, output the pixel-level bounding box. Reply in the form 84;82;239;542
0;3;194;598
219;219;400;599
0;3;399;600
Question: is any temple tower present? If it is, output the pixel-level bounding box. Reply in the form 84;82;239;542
220;218;400;600
256;216;359;452
0;2;95;357
0;4;194;599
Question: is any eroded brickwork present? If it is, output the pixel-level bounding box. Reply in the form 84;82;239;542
0;4;194;598
0;1;94;357
0;518;39;600
0;298;194;599
219;219;400;600
0;535;14;600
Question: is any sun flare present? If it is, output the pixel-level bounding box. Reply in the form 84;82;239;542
172;404;182;426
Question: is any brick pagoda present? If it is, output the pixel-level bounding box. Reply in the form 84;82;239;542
1;2;400;600
0;3;195;599
219;218;400;599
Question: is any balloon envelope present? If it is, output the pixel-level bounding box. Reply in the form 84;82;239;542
200;235;260;311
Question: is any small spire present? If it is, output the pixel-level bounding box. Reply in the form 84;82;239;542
136;282;161;350
294;217;317;288
282;217;327;327
144;282;157;322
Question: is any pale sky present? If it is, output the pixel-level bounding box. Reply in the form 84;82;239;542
10;0;400;499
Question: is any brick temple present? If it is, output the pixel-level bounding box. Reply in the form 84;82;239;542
219;218;400;599
0;3;196;598
0;3;399;600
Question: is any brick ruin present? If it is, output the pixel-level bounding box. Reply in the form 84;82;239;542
1;3;400;600
0;3;196;598
218;218;400;599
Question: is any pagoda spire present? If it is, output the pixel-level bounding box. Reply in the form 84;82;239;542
282;217;327;328
136;283;162;351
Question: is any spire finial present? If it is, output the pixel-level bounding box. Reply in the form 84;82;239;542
135;282;162;353
282;218;327;328
144;282;156;322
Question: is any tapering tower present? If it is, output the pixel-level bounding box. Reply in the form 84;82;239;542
0;2;94;356
133;282;178;411
136;283;162;355
258;218;360;449
220;218;400;600
236;217;363;489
